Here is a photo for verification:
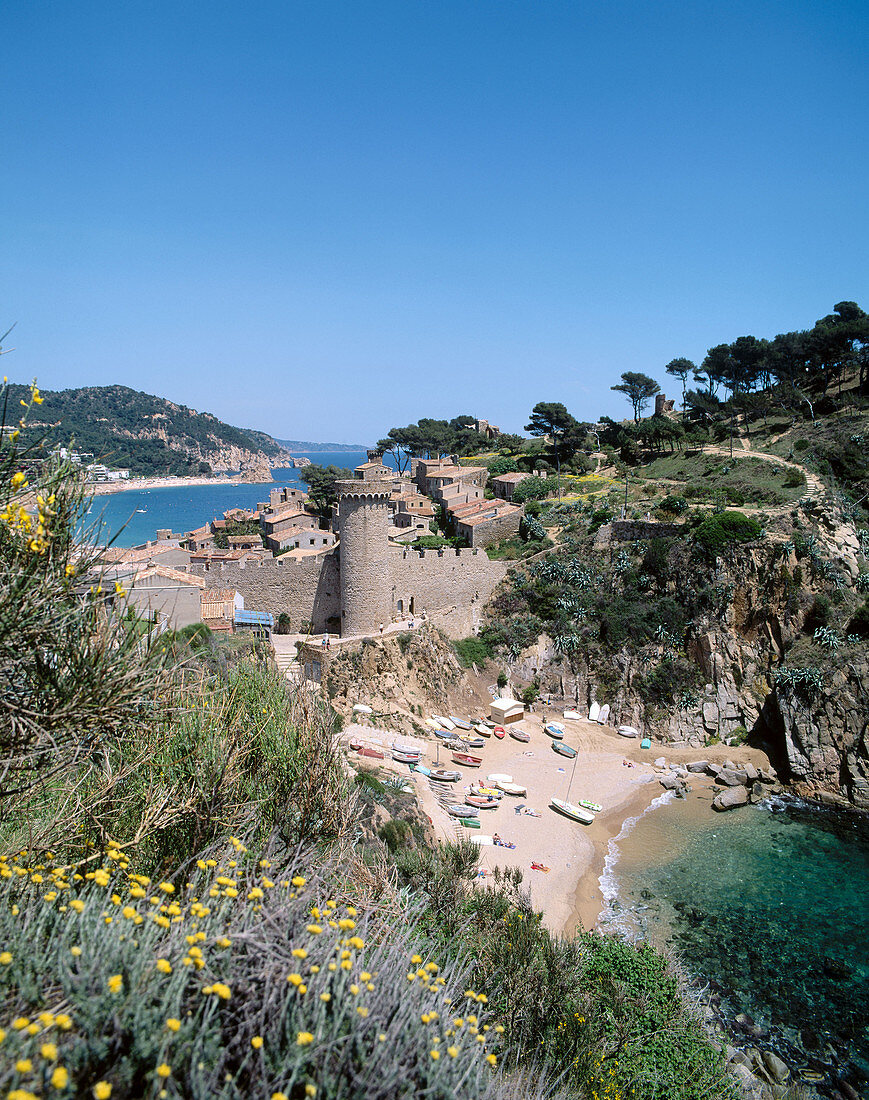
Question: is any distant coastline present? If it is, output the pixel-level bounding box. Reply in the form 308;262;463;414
87;475;237;497
276;438;370;453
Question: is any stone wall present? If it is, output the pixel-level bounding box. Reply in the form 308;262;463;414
191;551;340;632
593;519;684;546
391;547;508;637
456;507;523;548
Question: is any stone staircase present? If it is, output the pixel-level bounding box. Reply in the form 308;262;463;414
271;635;302;683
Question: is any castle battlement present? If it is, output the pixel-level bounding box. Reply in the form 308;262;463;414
402;547;483;560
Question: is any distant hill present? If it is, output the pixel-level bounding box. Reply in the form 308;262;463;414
276;439;370;453
12;383;290;477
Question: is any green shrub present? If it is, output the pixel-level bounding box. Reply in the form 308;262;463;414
794;438;810;451
848;600;869;640
453;636;492;668
693;511;762;554
487;456;519;476
378;818;412;852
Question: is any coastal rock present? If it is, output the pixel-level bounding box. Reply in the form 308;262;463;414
743;761;759;782
712;786;749;811
717;768;745;787
749;781;765;802
761;1051;789;1084
687;760;710;772
659;775;682;791
654;757;667;769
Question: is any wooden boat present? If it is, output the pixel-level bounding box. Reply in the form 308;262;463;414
449;716;473;730
425;718;442;731
430;768;461;783
443;738;467;752
550;797;594;824
349;738;385;760
460;818;481;829
545;723;565;739
446;804;479;819
451;752;483;768
431;714;455;730
466;795;499;809
492;726;506;739
618;726;639;738
487;773;513;785
414;764;432;777
563;710;582;721
552;741;577;759
588;702;600;722
509;727;531;743
469;784;503;799
460;734;486;748
392;749;421;764
474;723;491;737
433;728;456;740
495;781;527;796
597;704;610;725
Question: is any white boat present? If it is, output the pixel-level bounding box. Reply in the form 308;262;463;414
618;726;639;738
392;749;421;764
446;804;479;819
469;784;503;799
449;716;473;730
509;727;530;743
597;704;610;725
495;781;527;796
487;773;513;785
353;703;373;715
588;702;600;722
474;723;491;737
432;715;455;730
550;797;594;824
425;718;441;731
544;724;564;739
563;710;582;720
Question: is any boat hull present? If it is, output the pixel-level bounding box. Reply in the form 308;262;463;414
550;797;594;824
552;742;577;758
451;753;483;768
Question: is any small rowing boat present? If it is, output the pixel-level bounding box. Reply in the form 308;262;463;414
430;768;461;783
509;727;530;743
495;781;527;796
460;734;486;748
492;726;506;739
451;752;483;768
545;723;565;739
449;716;473;730
465;795;499;809
431;714;455;730
392;749;421;764
433;728;455;740
552;741;577;759
348;738;384;760
618;726;639;738
550;797;594;824
563;709;582;720
474;723;491;737
446;804;479;819
469;784;503;799
487;772;512;785
577;798;602;812
460;818;481;829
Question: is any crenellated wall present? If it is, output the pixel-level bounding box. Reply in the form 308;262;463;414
390;547;508;637
190;551;340;631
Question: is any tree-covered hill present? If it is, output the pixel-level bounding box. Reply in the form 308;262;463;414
7;383;289;477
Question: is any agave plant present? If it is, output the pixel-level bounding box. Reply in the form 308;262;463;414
813;626;842;650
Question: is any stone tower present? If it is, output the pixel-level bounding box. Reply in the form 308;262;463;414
336;465;394;636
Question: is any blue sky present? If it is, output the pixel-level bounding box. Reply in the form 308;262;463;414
3;1;867;444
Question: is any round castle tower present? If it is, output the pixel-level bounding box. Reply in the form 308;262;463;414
336;463;394;636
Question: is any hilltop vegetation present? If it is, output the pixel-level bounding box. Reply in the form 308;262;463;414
9;382;288;477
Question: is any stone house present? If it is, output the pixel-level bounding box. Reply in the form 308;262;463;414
490;471;527;501
121;565;206;629
201;587;244;630
453;501;523;548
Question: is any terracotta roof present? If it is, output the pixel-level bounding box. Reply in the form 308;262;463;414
132;565;206;587
99;543;185;564
202;588;236;602
456;504;521;527
491;471;526;483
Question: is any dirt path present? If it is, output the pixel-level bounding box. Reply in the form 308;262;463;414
701;443;825;512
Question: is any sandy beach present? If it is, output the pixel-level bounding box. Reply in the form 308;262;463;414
344;711;773;936
88;475;242;496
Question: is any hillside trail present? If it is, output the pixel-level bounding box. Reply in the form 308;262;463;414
700;441;825;515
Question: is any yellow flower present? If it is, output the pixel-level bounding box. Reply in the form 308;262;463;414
55;1015;72;1030
337;918;355;930
430;1049;440;1060
156;1064;171;1079
107;974;123;993
40;1042;58;1059
272;1094;288;1100
16;1059;33;1073
487;1054;497;1066
292;876;306;887
356;1006;369;1018
306;923;322;934
70;900;85;914
38;1013;55;1027
305;1087;317;1098
349;983;360;995
251;1036;263;1049
51;1066;70;1089
166;1018;181;1032
320;992;331;1002
291;947;308;959
447;1045;458;1058
212;982;231;1000
247;887;263;900
296;1031;314;1046
156;958;172;974
93;870;110;886
11;472;27;488
158;881;174;894
0;951;11;964
287;973;303;986
13;1017;30;1030
216;937;231;948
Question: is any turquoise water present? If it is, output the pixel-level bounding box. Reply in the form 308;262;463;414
602;793;869;1087
87;452;369;546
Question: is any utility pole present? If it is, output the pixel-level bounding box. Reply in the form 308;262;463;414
622;468;629;519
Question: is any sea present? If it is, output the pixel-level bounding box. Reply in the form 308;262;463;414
598;787;869;1090
85;451;370;546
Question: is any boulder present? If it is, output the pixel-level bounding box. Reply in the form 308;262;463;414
749;781;765;802
717;768;745;787
659;776;682;791
761;1051;789;1084
712;786;749;811
743;761;759;782
654;757;667;769
707;762;723;777
687;760;710;772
